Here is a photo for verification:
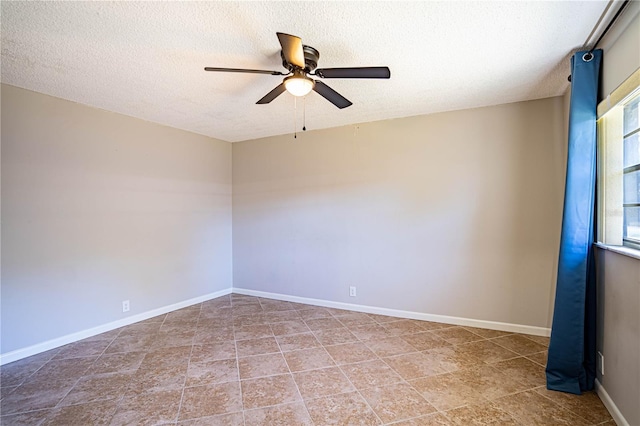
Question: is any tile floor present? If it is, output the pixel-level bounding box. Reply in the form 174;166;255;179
0;294;614;425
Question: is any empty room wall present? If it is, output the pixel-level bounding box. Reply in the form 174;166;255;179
233;97;565;329
1;84;232;356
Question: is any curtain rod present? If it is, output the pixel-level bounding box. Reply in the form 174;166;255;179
568;0;630;82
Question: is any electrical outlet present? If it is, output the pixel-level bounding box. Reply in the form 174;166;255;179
349;286;357;297
597;351;604;375
122;300;130;313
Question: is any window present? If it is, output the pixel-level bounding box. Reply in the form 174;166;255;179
622;96;640;247
597;69;640;248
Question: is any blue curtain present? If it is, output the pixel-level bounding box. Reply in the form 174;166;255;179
546;49;602;395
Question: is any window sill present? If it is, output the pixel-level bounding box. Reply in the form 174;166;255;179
594;242;640;260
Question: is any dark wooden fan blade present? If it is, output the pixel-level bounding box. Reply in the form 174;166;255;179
276;32;305;68
204;67;285;75
314;67;391;79
256;83;287;104
313;81;352;109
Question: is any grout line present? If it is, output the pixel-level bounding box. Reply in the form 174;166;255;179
232;309;247;426
174;302;202;425
271;328;315;424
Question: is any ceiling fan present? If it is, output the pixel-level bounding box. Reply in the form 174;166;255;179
204;32;390;109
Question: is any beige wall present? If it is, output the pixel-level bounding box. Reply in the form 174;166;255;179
1;84;232;354
233;97;565;328
599;1;640;98
595;248;640;426
594;4;640;424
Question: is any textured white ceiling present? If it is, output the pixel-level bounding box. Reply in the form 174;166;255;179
1;1;607;142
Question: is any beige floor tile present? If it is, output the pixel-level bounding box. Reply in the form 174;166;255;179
305;391;381;425
525;350;548;367
179;382;243;421
186;358;239;387
111;389;182;425
28;357;97;383
104;334;155;353
264;311;304;323
0;350;59;387
231;304;264;316
238;353;289;379
137;346;191;371
402;332;451;351
151;328;196;349
313;327;358;345
341;359;403;390
324;342;378;365
233;314;268;328
490;334;548;355
234;324;273;341
244;402;313;425
535;388;613;424
415;321;455;331
241;374;301;409
461;327;513;339
52;340;111;360
426;346;485;372
456;340;519;364
445;401;518;425
275;332;320;352
383;319;430;335
410;373;487;410
177;411;244;425
89;352;146;375
2;295;613;425
0;378;77;416
298;307;334;320
236;337;281;357
269;320;311;336
360;382;436;424
260;300;296;312
451;364;530;400
118;322;161;337
0;385;19;401
391;412;454;425
304;317;344;331
492;357;546;388
384;351;447;380
58;372;133;406
283;347;335;372
364;336;417;357
190;341;236;362
128;366;187;394
493;389;588;425
367;313;404;324
349;323;394;341
336;313;377;328
193;327;233;346
0;408;51;425
42;399;118;426
521;334;550;347
431;327;485;345
293;366;355;399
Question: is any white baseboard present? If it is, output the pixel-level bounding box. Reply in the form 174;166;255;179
0;288;232;366
596;379;630;426
232;288;551;337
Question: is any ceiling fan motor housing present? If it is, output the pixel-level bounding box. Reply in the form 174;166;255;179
281;45;320;72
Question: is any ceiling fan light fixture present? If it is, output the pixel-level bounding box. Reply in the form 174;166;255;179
284;73;315;97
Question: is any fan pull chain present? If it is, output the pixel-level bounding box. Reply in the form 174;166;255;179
303;96;306;132
294;96;297;139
